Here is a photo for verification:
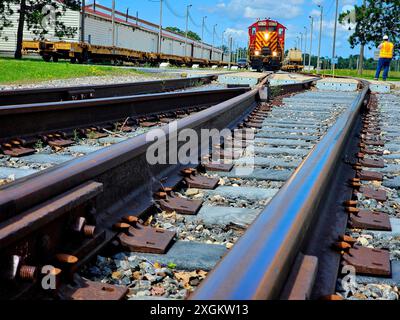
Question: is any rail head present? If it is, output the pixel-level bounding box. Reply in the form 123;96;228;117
191;80;370;300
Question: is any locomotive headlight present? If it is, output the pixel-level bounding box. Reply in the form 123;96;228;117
264;32;269;40
273;51;278;57
255;50;260;56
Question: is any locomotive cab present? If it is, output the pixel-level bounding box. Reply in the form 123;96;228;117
248;20;286;72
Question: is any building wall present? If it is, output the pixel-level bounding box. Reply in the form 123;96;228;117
0;4;80;53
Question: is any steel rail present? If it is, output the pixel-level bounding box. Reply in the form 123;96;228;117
0;76;317;299
0;87;259;222
0;88;248;142
0;74;218;106
191;81;370;300
0;77;317;224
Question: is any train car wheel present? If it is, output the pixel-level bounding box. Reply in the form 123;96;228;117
42;54;51;62
52;55;59;63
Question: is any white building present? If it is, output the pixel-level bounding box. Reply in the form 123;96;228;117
0;2;226;62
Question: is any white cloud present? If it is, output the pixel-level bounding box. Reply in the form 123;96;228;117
204;0;305;20
312;0;323;5
309;9;321;17
225;27;246;37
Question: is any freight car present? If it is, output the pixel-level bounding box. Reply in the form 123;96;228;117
281;49;304;72
248;19;286;71
22;40;229;67
7;3;230;67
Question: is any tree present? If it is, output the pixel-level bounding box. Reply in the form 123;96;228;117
0;0;80;59
339;0;399;73
187;31;201;41
165;26;201;41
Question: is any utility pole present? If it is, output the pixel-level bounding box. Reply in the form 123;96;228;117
300;32;303;64
308;16;314;71
112;0;116;52
201;16;207;59
222;30;225;60
332;0;339;76
212;24;217;61
184;4;192;57
228;37;233;69
126;8;129;22
231;39;234;63
158;0;163;54
303;27;307;68
81;0;86;43
317;4;323;73
358;0;366;75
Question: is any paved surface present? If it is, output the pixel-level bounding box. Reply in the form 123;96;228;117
270;73;316;85
316;77;359;91
133;241;228;271
217;72;268;86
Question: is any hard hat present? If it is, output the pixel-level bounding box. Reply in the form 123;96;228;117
383;35;389;40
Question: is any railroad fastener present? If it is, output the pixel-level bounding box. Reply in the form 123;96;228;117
56;254;79;265
113;222;131;231
83;225;96;238
348;180;362;188
343;200;358;207
71;217;96;238
5;255;37;282
154;192;168;199
332;241;352;252
181;168;197;176
122;216;139;225
320;295;344;301
346;207;360;214
338;235;357;245
19;265;37;281
72;217;86;233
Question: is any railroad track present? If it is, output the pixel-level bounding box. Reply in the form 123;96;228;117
0;87;249;186
0;74;218;106
333;92;400;300
2;75;397;301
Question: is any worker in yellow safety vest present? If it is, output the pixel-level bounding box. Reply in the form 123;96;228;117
374;35;394;81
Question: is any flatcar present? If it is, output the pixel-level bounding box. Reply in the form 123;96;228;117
248;19;286;71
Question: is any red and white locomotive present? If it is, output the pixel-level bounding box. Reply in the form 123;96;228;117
248;19;286;71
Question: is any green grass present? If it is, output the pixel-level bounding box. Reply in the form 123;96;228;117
308;68;400;81
0;57;151;84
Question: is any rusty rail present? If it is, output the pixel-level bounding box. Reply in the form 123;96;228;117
0;75;317;299
0;88;248;144
0;74;218;106
191;80;370;300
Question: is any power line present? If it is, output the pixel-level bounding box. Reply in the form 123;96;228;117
189;12;201;28
164;0;185;19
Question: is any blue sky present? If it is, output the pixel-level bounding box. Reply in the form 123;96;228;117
95;0;376;58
